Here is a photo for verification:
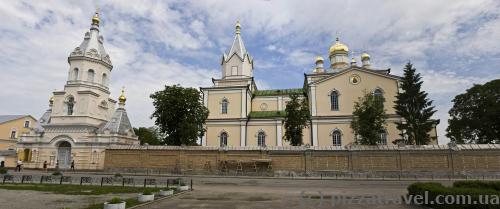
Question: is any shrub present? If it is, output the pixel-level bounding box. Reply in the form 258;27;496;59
114;173;123;178
454;180;500;191
52;171;62;176
0;167;8;174
108;197;123;204
143;190;153;195
179;182;186;186
407;182;500;209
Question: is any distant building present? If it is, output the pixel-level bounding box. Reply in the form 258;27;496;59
18;10;139;170
200;22;439;147
0;115;36;150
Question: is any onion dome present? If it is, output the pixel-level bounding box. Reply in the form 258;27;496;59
361;52;370;60
315;56;324;63
118;88;126;104
329;37;349;55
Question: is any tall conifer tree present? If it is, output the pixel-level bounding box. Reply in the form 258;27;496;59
395;62;436;145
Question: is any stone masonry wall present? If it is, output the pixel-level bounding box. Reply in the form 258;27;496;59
104;146;500;176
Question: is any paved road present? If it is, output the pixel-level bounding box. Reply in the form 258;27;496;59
137;177;450;209
2;170;453;209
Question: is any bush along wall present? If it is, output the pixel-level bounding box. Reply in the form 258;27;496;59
407;181;500;209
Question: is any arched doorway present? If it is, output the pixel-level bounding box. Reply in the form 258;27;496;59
57;141;72;169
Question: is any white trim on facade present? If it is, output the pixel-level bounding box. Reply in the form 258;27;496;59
276;120;282;146
240;125;246;146
312;123;318;146
310;85;317;116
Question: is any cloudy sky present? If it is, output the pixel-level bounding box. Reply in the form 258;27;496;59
1;0;499;144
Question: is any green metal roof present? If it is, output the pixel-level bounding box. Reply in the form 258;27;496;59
248;111;286;118
254;88;304;96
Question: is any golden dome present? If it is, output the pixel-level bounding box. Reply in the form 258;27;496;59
118;88;126;104
315;56;324;62
329;37;349;54
92;11;100;25
361;52;370;60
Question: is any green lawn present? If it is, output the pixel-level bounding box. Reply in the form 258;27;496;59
0;183;161;195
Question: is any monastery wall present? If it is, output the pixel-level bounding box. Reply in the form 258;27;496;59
104;145;500;176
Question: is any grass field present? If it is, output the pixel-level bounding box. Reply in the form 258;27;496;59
0;183;161;195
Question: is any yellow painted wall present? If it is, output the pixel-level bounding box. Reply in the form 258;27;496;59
252;97;279;111
207;91;242;119
0;116;36;150
247;123;277;146
314;69;399;116
206;124;241;146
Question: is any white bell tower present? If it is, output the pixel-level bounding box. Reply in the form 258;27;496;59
50;10;116;126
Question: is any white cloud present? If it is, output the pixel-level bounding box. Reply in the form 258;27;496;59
1;0;499;143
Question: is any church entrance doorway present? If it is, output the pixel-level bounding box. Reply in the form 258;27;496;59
57;141;72;169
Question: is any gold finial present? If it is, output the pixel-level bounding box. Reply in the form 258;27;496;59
235;20;241;34
118;87;126;104
92;7;100;25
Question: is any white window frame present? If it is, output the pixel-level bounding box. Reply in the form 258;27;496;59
257;131;266;147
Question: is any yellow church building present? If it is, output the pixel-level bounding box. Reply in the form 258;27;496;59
200;22;439;147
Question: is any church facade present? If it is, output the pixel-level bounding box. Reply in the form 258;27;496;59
17;11;138;170
200;22;439;147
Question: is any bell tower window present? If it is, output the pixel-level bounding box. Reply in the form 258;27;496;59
102;73;108;86
67;96;75;115
87;69;95;83
72;68;79;80
231;66;238;75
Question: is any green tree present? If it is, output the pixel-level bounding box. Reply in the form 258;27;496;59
150;85;209;146
446;79;500;144
351;91;387;145
133;126;163;145
283;92;310;146
394;62;437;145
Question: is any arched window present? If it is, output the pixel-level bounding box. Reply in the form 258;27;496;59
374;88;384;106
379;130;387;145
87;69;95;83
67;96;75;115
257;131;266;147
221;98;228;114
332;130;342;146
72;68;79;80
220;132;228;147
102;73;108;86
330;90;339;111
